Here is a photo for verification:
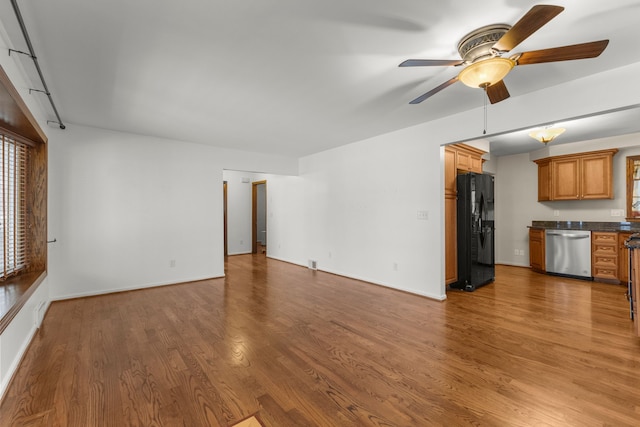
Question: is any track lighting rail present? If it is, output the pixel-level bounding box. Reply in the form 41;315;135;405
9;0;66;130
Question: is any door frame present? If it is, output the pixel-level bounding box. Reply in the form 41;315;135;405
252;180;267;254
223;181;228;256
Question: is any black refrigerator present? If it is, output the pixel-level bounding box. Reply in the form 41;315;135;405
452;173;495;292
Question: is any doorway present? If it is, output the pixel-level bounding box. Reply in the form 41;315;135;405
252;180;267;254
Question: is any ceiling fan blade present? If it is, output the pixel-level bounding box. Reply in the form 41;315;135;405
486;80;510;104
399;59;463;67
515;40;609;65
409;76;459;104
493;5;564;52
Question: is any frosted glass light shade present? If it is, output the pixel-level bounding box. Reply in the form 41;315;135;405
458;57;515;88
529;127;566;144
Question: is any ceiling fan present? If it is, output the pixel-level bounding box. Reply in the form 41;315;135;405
400;4;609;104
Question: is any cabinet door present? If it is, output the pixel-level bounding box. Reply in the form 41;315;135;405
537;160;551;201
552;158;580;200
581;154;613;199
619;232;633;284
470;156;483;173
445;195;457;285
444;147;457;195
529;228;545;272
456;150;471;171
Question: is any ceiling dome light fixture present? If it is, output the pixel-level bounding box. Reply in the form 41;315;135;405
529;127;566;144
458;57;515;88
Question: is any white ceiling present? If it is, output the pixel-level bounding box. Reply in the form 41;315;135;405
1;0;639;157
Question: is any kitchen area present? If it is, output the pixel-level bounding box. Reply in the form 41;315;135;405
525;146;640;336
445;132;640;337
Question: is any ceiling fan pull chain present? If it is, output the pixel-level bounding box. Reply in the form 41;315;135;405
483;87;488;135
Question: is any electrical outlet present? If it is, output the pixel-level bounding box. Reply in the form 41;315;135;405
514;249;519;255
611;209;624;217
170;260;176;268
553;210;560;217
393;262;398;271
519;249;525;256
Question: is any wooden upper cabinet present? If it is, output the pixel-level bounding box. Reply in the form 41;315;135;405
581;153;614;199
536;159;551;201
456;150;471;171
535;149;617;201
450;143;484;174
444;147;457;196
552;157;580;200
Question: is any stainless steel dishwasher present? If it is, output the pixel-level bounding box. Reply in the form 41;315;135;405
545;229;592;278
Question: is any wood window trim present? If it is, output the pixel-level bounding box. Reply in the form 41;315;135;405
626;155;640;221
0;64;48;333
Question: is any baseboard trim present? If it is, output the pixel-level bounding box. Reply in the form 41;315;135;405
52;275;225;301
266;255;446;301
496;261;530;268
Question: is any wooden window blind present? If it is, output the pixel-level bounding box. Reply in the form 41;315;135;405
0;133;29;279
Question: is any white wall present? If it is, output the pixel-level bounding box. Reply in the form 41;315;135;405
260;174;307;266
265;127;446;300
47;125;222;298
46;125;297;300
495;132;640;266
0;278;50;399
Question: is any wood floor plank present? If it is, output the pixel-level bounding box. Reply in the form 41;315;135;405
2;257;640;426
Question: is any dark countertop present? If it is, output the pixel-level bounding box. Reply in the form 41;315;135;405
530;220;640;232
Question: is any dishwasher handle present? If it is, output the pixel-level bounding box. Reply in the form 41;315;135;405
546;231;590;239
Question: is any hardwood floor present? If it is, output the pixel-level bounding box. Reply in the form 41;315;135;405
2;257;640;426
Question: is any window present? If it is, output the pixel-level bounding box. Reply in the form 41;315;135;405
0;133;29;279
627;156;640;220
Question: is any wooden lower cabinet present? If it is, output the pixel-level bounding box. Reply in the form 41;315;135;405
530;228;637;286
529;228;545;272
619;232;633;284
592;231;619;281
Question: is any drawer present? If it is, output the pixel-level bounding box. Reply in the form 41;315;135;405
593;255;617;268
592;244;617;256
593;266;618;280
592;232;617;244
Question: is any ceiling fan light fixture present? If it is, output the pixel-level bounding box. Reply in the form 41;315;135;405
529;127;566;144
458;57;515;88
